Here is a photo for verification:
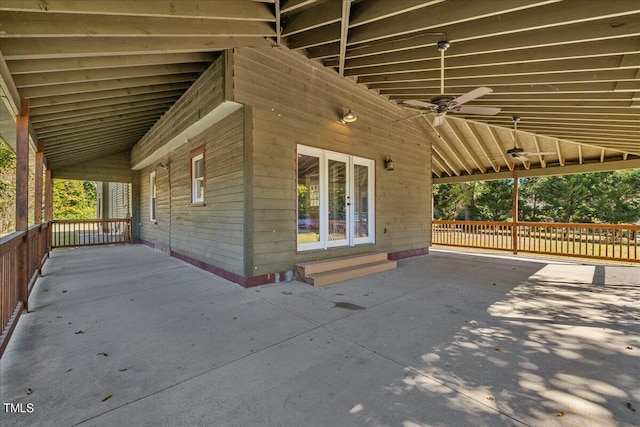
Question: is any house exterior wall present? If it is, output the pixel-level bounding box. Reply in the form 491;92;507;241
133;53;246;278
232;47;432;278
131;46;432;286
96;181;130;219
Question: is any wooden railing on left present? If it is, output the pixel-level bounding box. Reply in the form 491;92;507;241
1;222;50;356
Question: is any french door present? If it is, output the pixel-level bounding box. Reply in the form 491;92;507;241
297;145;375;251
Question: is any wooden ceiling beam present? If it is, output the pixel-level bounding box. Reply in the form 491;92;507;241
13;63;208;88
445;120;487;174
349;0;441;27
6;52;217;74
0;1;275;21
37;115;161;139
348;0;556;46
356;55;639;81
0;37;274;60
282;0;341;37
281;0;318;14
31;97;179;124
19;73;200;99
27;82;191;108
463;121;501;173
338;0;352;77
338;36;640;69
29;92;184;116
33;104;174;128
0;11;275;38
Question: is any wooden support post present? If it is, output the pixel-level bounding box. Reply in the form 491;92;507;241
34;140;44;274
45;166;53;254
512;168;519;255
16;99;29;311
34;140;44;224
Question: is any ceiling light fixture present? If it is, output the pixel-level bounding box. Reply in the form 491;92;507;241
340;109;357;124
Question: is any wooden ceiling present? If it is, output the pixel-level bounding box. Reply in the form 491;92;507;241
0;0;638;179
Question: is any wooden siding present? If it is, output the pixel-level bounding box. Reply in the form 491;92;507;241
137;109;246;275
167;109;245;275
233;47;432;277
53;151;131;183
130;54;228;168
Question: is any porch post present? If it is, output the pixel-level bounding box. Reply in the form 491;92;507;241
16;98;29;311
34;140;44;274
512;168;519;255
45;166;53;253
34;140;44;224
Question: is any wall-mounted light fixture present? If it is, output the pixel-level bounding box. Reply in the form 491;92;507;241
157;162;169;170
384;155;395;171
340;108;357;124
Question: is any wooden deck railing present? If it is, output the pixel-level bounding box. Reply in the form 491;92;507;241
1;222;50;355
52;218;132;248
432;220;639;263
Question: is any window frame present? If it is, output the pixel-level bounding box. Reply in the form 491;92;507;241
149;171;157;223
297;144;375;252
190;146;205;206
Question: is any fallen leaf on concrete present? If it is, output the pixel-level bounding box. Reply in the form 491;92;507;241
97;352;108;357
487;396;495;401
26;388;33;395
62;290;67;293
101;395;112;402
625;346;633;350
42;289;48;292
495;348;503;353
75;330;84;334
66;369;72;372
556;412;565;417
118;368;127;372
627;402;636;412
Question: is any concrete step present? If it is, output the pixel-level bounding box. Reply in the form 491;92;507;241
295;252;388;277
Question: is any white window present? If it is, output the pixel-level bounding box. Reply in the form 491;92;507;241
297;145;375;251
149;171;157;222
191;149;205;204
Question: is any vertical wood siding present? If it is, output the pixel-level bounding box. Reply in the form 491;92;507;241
233;47;432;277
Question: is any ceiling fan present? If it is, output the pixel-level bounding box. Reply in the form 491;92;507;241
396;40;501;126
506;116;555;162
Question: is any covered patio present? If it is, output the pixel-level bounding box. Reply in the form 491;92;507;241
2;245;639;426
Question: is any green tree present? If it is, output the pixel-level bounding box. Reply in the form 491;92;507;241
53;179;97;219
0;139;16;233
519;177;547;222
474;180;513;221
433;183;464;219
591;170;640;224
538;174;596;222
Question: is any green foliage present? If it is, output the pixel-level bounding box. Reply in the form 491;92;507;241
0;139;17;233
434;170;640;224
53;179;97;219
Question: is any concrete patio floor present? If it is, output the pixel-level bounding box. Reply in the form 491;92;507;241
1;245;639;427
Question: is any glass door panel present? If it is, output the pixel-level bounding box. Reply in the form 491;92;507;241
327;158;348;246
297;153;322;249
353;164;369;240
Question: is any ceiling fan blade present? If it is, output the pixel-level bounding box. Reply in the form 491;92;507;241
433;113;447;127
453;105;501;116
390;112;426;123
402;99;437;109
451;87;493;106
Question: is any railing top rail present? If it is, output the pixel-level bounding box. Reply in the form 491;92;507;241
52;218;131;224
433;220;514;226
0;231;26;256
433;219;640;230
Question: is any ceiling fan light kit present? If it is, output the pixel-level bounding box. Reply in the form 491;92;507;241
397;40;501;126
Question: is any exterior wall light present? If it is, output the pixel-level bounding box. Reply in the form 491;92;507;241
384;155;395;170
340;109;357;124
